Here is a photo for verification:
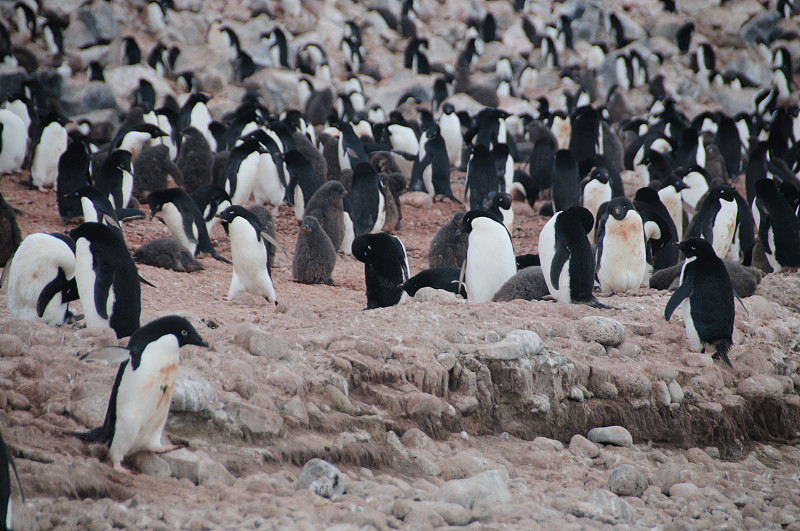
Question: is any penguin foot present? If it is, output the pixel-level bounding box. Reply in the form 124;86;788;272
152;443;184;454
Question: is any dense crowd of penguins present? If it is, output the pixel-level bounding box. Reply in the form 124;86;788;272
0;0;799;500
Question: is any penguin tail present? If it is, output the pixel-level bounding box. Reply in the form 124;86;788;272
581;297;613;310
211;250;232;264
138;274;157;287
713;340;733;368
64;425;112;445
445;193;463;205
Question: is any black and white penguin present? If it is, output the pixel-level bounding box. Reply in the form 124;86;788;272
0;188;20;267
352;232;409;309
595;197;647;294
261;27;290;68
112;123;167;160
57;141;92;222
284;150;322;221
438;103;463;169
686;184;738;259
178;93;216;152
64;185;124;234
146;188;229;263
304;180;349;253
0;428;24;531
538;205;603;306
293;215;336;285
94;149;134;210
417;124;460;203
190;185;231;234
551;149;581;213
665;238;742;368
215;205;278;303
176;126;213;194
751;178;800;272
485;191;514;231
30;112;68;190
0;109;28;174
222;137;265;206
464;144;499;210
581;166;614;242
121;36;141;65
72;315;207;470
678;165;711;215
70;222;141;338
3;232;78;326
634;187;680;271
458;210;516;303
429;210;469;269
348;162;386;236
528;134;557;192
402;266;467;298
657;174;689;238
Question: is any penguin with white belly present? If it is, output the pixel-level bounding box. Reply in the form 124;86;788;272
215;206;279;304
595;198;647;294
457;210;516;303
686;184;738;259
70;315;208;471
30;112;69;190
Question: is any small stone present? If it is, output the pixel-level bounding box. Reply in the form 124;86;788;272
608;464;648;497
282;396;309;425
325;384;355;415
401;428;434;450
588;426;633;448
423;501;472;526
681;352;714;367
532;437;564;452
669;482;700;498
170;368;214;413
596;382;618;400
413;287;458;304
653;463;682;495
704;447;720;459
578;316;626;346
654;381;671;406
127;453;171;478
232;323;288;358
478;330;543;360
0;334;24;356
738;375;784;399
226;402;282;436
295;458;350;500
435;469;511;509
569;434;599;458
668;380;684;403
530;394;551;414
569;386;585;402
405;392;442;418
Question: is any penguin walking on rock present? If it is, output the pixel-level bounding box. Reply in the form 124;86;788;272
595;197;647;294
458;210;516;303
539;206;605;306
70;315;208;470
3;232;78;325
293;216;336;285
215;206;280;304
352;232;410;309
70;222;141;338
146;188;229;263
665;238;743;368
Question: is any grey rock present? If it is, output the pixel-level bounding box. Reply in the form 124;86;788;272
413;287;459;303
170;367;214;413
569;434;599;458
608;464;648;497
78;4;120;42
738;375;784;399
435;469;511;509
654;380;671;406
532;437;564;452
477;330;543;360
162;448;235;486
282;396;309;425
232;323;289;358
669;482;700;498
589;488;634;520
596;381;619;400
295;458;350;500
569;386;585;402
587;426;633;448
226;401;282;436
0;334;24;356
578;316;626;346
422;501;472;526
668;380;684;404
127;453;172;478
653;462;682;495
530;394;551;414
326;384;356;415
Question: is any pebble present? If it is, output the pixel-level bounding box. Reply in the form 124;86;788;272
681;352;714;367
668;380;684;404
225;401;282;436
232;323;289;358
0;334;24;356
654;380;671;406
569;434;599;458
607;465;648;497
477;330;543;360
413;287;459;304
587;426;633;448
170;368;214;413
653;463;682;495
738;375;785;399
578;316;626;346
669;482;700;498
295;459;350;500
435;469;511;509
596;381;619;400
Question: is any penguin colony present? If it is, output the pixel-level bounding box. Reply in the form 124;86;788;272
0;0;799;477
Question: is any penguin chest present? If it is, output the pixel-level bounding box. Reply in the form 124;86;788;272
466;226;516;303
371;191;386;234
114;337;180;453
599;217;646;293
681;174;708;211
75;239;109;328
658;189;683;237
32;125;68;188
230;219;274;296
711;199;737;259
162;203;197;255
293;185;305;221
231;154;261;205
121;169;133;208
80;197;99;223
253;154;285;206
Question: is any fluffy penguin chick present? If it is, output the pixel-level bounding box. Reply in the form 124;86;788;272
293;216;336;284
133;238;204;273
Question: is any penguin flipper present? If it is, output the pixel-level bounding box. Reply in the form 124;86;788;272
550;243;569;291
757;210;772;255
36;269;67;318
80;346;131;363
94;269;114;321
733;289;749;316
261;231;288;258
0;254;13;289
115;208;146;221
3;441;25;504
664;282;692;321
138;274;156;287
457;259;467;297
714;340;733;368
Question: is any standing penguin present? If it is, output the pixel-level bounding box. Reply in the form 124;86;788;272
538;206;603;306
485;191;514;230
176;126;213;194
222;137;264;206
0;188;21;266
657;174;688;238
458;210;516;303
634;187;680;271
93;149;134;210
215;206;278;304
304;180;348;251
0;109;28;174
30;112;69;190
284;150;323;221
132;145;183;199
417;123;460;203
3;232;78;325
438;103;463;168
464;144;499;210
665;238;741;367
146;188;229;263
178;93;216;152
57;141;92;222
352;232;410;309
348;162;386;235
190;185;231;234
551;149;581;213
70;222;141;338
293;216;336;285
581;166;614;242
595;197;647;294
0;429;24;531
429;210;469;268
71;315;208;470
686;184;738;259
751;178;800;272
65;186;123;234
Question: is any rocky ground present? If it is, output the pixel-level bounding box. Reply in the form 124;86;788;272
2;0;800;529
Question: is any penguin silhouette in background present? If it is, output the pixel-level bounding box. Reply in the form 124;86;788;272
293;216;337;285
665;238;745;368
30;112;69;190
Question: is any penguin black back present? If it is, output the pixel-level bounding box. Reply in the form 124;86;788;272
551;149;581;213
465;144;498;210
57;141;92;222
352;232;409;309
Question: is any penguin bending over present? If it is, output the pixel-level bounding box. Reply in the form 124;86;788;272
352;232;410;309
70;316;208;470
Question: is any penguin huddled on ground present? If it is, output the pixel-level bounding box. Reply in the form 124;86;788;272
352;232;409;309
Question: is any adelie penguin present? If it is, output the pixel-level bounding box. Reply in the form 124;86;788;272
402;266;468;298
64;185;126;235
2;232;79;326
222;137;265;206
146;188;230;263
190;185;231;234
438;103;463;169
57;141;92;222
29;112;69;191
70;315;208;471
93;149;134;211
0;109;28;174
352;232;410;309
70;222;142;339
416;123;460;203
0;188;21;266
457;210;516;303
595;197;647;294
751;178;800;272
133;238;204;273
293;216;336;285
686;184;738;259
551;149;581;213
538;206;606;307
284;150;323;221
0;429;24;531
665;238;746;368
464;144;499;211
215;206;280;304
348;162;386;236
485;191;513;231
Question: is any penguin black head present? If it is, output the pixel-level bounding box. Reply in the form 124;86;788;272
659;174;689;192
589;166;610;184
607;197;634;221
442;102;455;115
674;237;715;259
456;209;501;235
215;204;256;226
487;191;512;211
709;184;736;203
565;205;595;234
132;315;208;350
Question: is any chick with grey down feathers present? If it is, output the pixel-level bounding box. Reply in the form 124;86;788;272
649;259;763;297
492;266;550;302
428;210;468;268
133;238;204;272
303;181;348;251
177;126;214;194
133;145;182;199
293;216;336;285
